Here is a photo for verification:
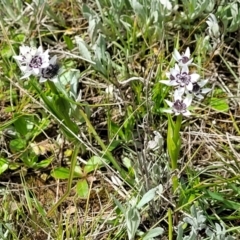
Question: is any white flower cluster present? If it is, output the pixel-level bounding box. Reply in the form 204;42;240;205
13;45;59;83
160;48;211;116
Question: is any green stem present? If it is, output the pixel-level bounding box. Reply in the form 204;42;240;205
172;175;179;193
168;208;173;240
47;142;80;217
172;114;182;170
171;114;183;192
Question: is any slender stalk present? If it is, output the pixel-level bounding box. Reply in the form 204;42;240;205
172;114;182;170
47;142;80;217
170;114;182;192
168;208;173;240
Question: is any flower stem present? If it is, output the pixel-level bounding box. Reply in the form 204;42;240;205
172;114;182;169
168;114;182;192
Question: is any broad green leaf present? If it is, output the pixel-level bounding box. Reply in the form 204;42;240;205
76;179;89;198
209;97;229;112
31;81;78;139
1;43;12;58
34;157;53;168
13;33;25;42
51;167;70;179
142;227;164;240
51;166;82;179
9;162;20;170
13;115;34;137
137;187;157;209
82;4;100;42
112;195;126;214
75;36;92;62
126;207;140;240
20;150;38;167
74;166;83;177
177;222;184;240
58;68;80;87
84;156;105;174
0;158;8;174
9;139;27;152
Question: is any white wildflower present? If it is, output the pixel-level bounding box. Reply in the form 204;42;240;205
14;46;50;79
39;55;59;83
160;64;200;91
172;47;193;67
188;79;211;100
163;89;192;116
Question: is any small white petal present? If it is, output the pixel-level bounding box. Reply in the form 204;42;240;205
185;47;190;58
41;62;50;68
20;66;27;72
198;79;209;87
173;49;181;62
186;59;193;65
159;80;178;86
174;88;184;100
183;94;193;107
30;48;38;56
49;55;57;64
36;46;43;54
174;63;181;71
19;46;31;55
170;69;179;78
163;109;173;114
183;110;191;116
182;65;189;73
186;82;193;91
105;85;114;95
42;50;49;59
49;77;58;83
166;72;171;78
32;68;40;75
20;72;32;79
165;99;174;107
195;94;204;100
190;73;200;82
13;55;24;61
201;88;212;94
39;77;47;83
